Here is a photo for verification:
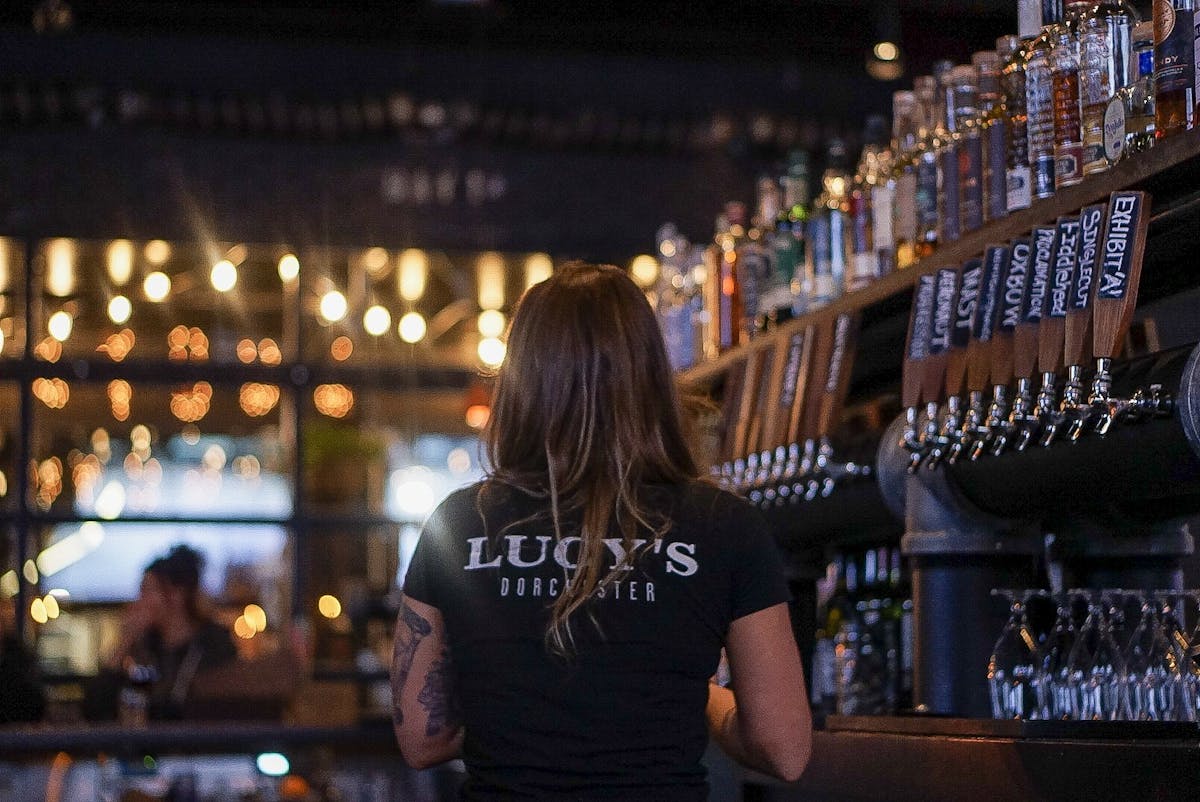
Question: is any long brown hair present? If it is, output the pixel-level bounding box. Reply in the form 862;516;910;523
484;261;699;652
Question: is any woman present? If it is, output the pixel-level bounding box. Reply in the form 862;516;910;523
102;544;236;719
393;262;811;798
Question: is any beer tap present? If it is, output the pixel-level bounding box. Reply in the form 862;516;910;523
900;273;937;467
954;248;1004;464
1032;216;1081;447
1056;203;1105;443
769;326;814;506
1086;191;1154;435
913;268;958;470
928;264;974;469
743;344;777;505
811;313;862;494
973;243;1019;460
792;316;835;503
1009;226;1054;452
730;345;769;492
716;357;749;490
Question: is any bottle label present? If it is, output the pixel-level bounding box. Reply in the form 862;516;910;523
1054;142;1084;186
1033;154;1056;199
986;122;1008;222
1007;165;1032;211
1072;203;1106;311
939;147;961;243
960;133;985;233
1155;3;1196;95
1023;226;1056;324
1048;216;1081;318
916;158;938;230
999;239;1032;332
1103;96;1127;164
908;273;936;361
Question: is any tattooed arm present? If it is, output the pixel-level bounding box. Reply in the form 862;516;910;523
391;594;464;769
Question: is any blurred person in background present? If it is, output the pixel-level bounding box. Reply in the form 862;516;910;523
392;262;812;799
87;544;236;720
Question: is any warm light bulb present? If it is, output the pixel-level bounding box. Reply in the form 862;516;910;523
106;240;134;285
143;271;171;302
47;311;73;342
319;290;348;322
210;259;238;292
630;255;660;288
477;309;506;338
874;41;900;62
478;336;506;367
318;594;342;618
523;253;553;290
363;305;392;336
108;295;133;324
398;311;427;343
278;253;300;282
398;249;428;301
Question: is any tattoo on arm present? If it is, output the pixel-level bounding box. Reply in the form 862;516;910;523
418;646;462;737
391;601;433;724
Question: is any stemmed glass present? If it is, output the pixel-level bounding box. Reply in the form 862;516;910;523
1124;591;1182;721
1065;590;1131;721
1175;590;1200;721
988;589;1039;719
1034;592;1076;720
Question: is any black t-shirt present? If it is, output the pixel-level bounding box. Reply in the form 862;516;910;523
403;479;791;801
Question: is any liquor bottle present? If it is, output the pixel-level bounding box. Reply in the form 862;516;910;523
1153;0;1197;137
998;33;1033;211
1026;7;1059;199
1105;21;1157;161
848;116;888;292
779;151;811;317
913;75;940;258
1050;18;1084;187
974;50;1008;223
754;175;792;328
704;206;744;355
891;91;920;270
1078;7;1114;175
812;554;849;715
808;138;852;306
887;548;914;711
933;60;962;245
655;224;698;371
952;64;985;234
869;120;896;279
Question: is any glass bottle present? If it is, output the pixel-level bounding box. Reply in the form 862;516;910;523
1050;21;1084;187
974;50;1008;223
999;33;1034;211
808;138;852;307
1153;0;1197;137
1078;8;1112;175
913;75;940;258
869;120;896;279
655;224;697;371
812;554;849;716
779;151;811;317
934;60;961;245
1105;21;1157;161
754;175;791;328
1026;9;1059;199
890;91;919;269
953;64;985;234
729;201;765;343
703;207;743;355
848;116;888;292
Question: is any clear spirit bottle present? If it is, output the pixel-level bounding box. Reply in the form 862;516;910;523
808;139;852;306
973;50;1008;223
754;174;793;328
934;60;961;244
1025;14;1059;198
1104;21;1157;161
913;76;940;259
998;33;1033;211
1083;0;1140;172
890;91;919;269
779;150;811;316
952;64;984;234
848;116;888;291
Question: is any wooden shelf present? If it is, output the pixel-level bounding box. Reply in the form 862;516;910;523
679;128;1200;389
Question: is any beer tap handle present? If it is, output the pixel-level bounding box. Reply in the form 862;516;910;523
901;273;937;459
1090;191;1152;434
914;268;959;471
813;312;862;488
1037;215;1082;446
1011;226;1055;452
794;316;835;500
1062;203;1107;442
981;242;1021;458
960;246;1005;462
717;356;748;479
730;344;769;490
929;261;978;468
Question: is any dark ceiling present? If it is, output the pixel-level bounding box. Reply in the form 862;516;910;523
4;1;1022;75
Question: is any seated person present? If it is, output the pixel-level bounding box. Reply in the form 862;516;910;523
88;545;236;720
